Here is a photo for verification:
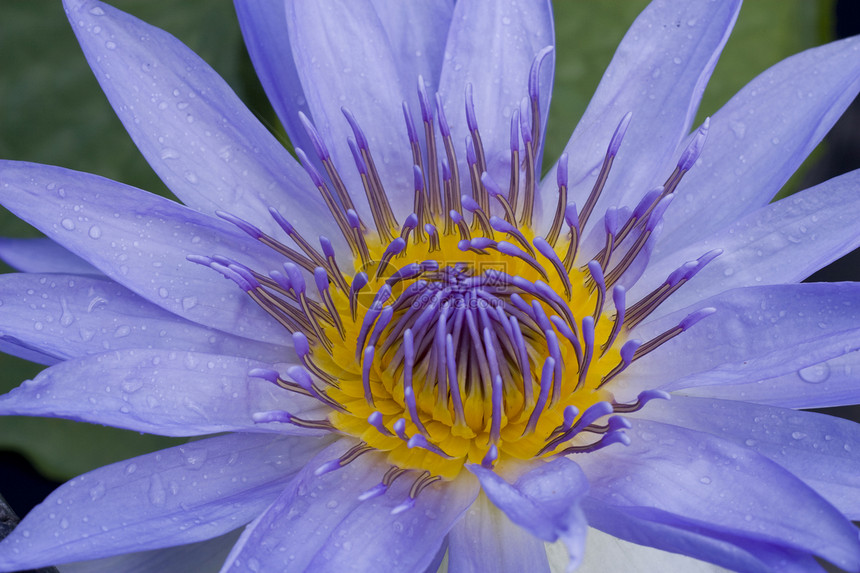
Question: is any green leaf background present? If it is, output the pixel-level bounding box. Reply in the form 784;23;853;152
0;1;834;480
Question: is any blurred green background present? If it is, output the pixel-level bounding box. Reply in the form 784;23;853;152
0;0;839;501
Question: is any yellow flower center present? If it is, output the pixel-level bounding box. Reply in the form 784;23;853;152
314;226;623;480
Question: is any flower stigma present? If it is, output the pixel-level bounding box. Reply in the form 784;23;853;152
193;50;718;503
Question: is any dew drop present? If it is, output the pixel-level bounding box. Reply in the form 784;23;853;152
88;225;102;239
699;476;712;485
105;41;116;50
148;474;166;506
797;363;830;384
89;6;105;15
88;483;106;501
160;148;180;160
61;219;75;231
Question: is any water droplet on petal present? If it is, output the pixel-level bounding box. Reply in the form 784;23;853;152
61;219;75;231
797;363;830;384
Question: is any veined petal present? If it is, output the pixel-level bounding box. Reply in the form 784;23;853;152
468;458;588;571
636;396;860;520
233;0;317;164
61;529;240;573
625;283;860;398
370;0;454;90
0;349;325;437
447;492;550;573
286;0;414;219
0;273;284;364
580;501;826;573
62;0;340;246
578;419;860;571
0;338;60;366
221;440;479;572
658;35;860;250
0;433;331;571
0;161;292;345
540;0;740;227
680;350;860;409
0;238;100;275
632;169;860;316
438;0;554;198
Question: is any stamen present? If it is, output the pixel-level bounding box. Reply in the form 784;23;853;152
578;112;631;230
418;77;443;217
598;339;641;389
314;267;344;338
532;237;571;299
293;332;338;385
508;109;520;214
319;236;349;293
249;368;312;397
315;441;374;476
546;152;568;246
368;411;393;436
523;357;555;436
460;194;494;238
481;172;518;225
251;410;334;431
612;389;671;413
465;84;488;205
349;271;368;321
527;46;553;153
518;99;536;228
411;166;427;241
435;95;462;227
298;112;358;217
348;137;393;242
633;307;716;360
587;261;607;321
601;286;626;356
577;316;595;391
294;147;356;254
342;108;398;231
562;203;581;270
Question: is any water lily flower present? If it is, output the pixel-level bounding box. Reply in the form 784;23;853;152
2;0;860;571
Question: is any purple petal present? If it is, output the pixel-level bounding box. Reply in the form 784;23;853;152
681;350;860;409
0;337;61;366
540;0;740;228
370;0;454;90
0;237;101;275
468;458;588;570
636;396;860;520
233;0;317;165
438;0;554;198
61;529;239;573
63;0;340;245
448;492;550;573
0;273;284;364
0;349;325;437
222;440;479;572
657;35;860;249
286;0;415;219
0;161;291;345
0;433;330;570
634;169;860;316
626;283;860;401
578;419;860;571
583;499;827;573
